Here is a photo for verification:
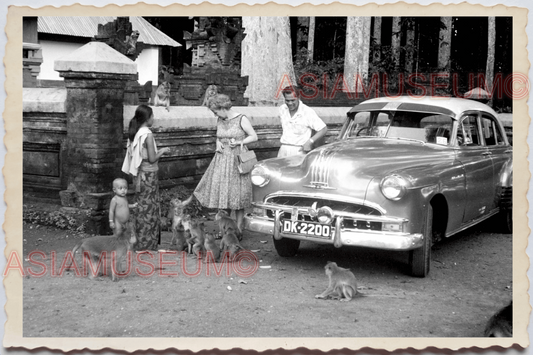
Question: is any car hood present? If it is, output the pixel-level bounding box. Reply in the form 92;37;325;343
264;138;454;197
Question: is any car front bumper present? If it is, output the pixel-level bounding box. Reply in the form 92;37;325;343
244;210;424;251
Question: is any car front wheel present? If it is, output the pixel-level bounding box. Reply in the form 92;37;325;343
273;236;300;257
500;208;512;234
409;205;433;277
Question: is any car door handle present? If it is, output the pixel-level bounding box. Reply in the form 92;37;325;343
482;151;492;156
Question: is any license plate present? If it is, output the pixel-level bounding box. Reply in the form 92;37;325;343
281;220;333;238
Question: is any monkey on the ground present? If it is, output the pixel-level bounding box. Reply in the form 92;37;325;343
153;81;171;111
169;195;193;252
203;232;221;263
170;223;189;253
188;218;206;258
215;209;242;241
219;228;244;261
315;261;358;302
484;301;512;337
69;227;136;281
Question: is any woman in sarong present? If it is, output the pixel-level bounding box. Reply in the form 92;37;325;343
122;105;170;251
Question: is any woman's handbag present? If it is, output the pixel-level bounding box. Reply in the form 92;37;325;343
236;142;257;174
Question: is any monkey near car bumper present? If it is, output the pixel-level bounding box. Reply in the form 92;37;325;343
244;206;424;251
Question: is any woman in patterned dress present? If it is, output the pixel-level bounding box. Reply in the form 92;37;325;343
122;105;170;252
194;94;258;232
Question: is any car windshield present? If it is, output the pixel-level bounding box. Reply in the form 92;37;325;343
344;111;455;145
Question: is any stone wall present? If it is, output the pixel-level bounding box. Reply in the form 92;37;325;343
23;88;67;202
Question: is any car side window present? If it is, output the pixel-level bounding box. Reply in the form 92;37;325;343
420;115;453;145
457;115;481;146
481;115;506;146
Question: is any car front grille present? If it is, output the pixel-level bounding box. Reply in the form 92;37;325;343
263;196;384;231
265;196;382;216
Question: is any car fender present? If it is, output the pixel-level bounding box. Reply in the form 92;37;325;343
498;158;513;188
374;161;467;234
384;159;466;195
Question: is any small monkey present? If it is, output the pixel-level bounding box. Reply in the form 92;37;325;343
70;227;136;282
315;261;358;302
219;228;244;261
169;223;189;253
484;301;512;337
215;210;242;241
188;218;206;258
169;195;194;252
203;232;221;263
153;81;171;111
202;84;218;106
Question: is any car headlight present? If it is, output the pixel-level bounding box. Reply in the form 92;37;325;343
380;174;408;200
250;166;270;187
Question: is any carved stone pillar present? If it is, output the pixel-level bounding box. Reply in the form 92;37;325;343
55;41;137;233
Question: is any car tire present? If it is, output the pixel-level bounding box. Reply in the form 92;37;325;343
273;236;300;257
500;208;512;234
409;205;433;277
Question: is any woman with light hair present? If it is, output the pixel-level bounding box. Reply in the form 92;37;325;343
194;94;258;233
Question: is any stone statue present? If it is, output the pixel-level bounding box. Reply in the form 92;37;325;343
125;30;140;55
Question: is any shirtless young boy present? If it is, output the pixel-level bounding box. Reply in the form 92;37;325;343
109;178;137;236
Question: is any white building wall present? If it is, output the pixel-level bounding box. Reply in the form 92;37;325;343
135;46;160;86
38;40;160;85
38;40;83;80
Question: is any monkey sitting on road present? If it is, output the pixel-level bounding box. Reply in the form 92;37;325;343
169;195;194;252
484;301;512;337
70;227;136;282
203;232;221;263
170;222;189;253
215;210;242;241
186;217;206;259
219;228;244;261
315;261;358;302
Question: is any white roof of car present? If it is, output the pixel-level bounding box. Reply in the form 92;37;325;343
355;96;499;119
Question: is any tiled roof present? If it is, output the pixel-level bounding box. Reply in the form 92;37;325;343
38;16;181;47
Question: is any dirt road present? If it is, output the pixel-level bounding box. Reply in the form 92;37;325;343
22;218;511;338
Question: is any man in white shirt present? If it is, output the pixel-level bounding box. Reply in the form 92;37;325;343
277;86;328;157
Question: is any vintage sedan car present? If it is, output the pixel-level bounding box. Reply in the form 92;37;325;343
244;96;512;277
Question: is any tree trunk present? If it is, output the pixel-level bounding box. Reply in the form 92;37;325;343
372;17;382;65
438;17;452;70
308;17;315;62
391;17;402;70
486;16;496;105
344;16;371;93
332;28;337;59
405;18;415;73
241;16;296;105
